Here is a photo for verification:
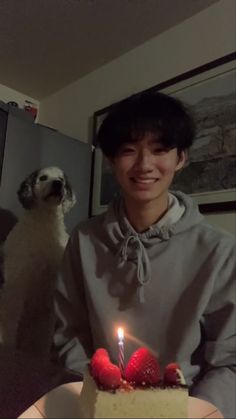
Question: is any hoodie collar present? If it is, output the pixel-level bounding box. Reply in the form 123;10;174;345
105;191;204;303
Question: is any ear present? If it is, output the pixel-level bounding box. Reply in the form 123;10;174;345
17;170;38;209
106;156;115;170
62;175;76;213
175;150;187;172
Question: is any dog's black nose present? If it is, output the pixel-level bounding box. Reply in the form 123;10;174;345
52;180;63;191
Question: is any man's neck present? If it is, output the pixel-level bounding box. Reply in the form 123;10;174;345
123;193;169;233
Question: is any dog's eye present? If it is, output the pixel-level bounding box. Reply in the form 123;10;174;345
39;175;48;181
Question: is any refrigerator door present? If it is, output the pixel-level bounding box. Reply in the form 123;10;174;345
0;113;92;233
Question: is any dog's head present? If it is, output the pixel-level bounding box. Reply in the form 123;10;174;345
17;167;76;213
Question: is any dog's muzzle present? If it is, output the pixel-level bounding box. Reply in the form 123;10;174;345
45;180;65;200
52;180;63;192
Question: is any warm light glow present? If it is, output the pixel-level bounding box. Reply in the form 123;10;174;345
117;327;124;341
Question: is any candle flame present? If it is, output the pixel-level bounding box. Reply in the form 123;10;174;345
117;327;124;340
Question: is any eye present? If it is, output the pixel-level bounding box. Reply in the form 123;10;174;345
119;145;136;155
153;147;169;155
39;175;48;181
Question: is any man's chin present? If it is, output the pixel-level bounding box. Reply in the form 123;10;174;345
126;192;163;204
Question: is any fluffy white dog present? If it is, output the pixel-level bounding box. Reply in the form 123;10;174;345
0;166;76;358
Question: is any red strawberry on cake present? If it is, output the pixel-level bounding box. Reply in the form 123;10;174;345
90;348;121;388
164;363;186;386
124;347;161;385
97;362;121;389
90;348;110;380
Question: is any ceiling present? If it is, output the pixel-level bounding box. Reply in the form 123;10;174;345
0;0;219;100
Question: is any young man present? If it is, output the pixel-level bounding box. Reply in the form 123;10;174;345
53;92;235;417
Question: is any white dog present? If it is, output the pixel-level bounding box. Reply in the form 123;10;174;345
0;166;76;358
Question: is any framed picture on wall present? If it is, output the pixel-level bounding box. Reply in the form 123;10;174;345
90;52;236;216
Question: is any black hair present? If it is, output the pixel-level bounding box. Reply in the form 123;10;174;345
96;92;195;157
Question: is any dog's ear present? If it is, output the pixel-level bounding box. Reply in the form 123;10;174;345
62;174;76;213
17;170;39;209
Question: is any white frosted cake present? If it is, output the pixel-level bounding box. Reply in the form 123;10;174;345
79;347;188;418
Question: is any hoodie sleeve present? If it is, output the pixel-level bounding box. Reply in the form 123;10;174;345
190;242;236;418
52;229;94;375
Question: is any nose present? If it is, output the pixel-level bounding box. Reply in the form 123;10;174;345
135;150;153;171
52;180;63;190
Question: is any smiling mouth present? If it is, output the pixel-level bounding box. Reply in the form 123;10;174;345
131;178;158;184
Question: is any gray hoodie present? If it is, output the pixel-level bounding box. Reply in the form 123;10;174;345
53;191;236;418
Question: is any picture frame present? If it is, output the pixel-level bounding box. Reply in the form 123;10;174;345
89;52;236;217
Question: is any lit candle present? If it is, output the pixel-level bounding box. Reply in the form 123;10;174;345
117;327;125;375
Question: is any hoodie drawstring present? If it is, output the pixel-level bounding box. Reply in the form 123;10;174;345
119;234;151;303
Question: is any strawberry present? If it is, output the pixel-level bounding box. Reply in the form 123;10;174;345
98;362;121;389
91;348;109;365
90;348;110;379
124;347;161;386
163;363;183;385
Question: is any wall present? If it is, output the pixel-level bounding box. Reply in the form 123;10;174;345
39;0;236;143
39;0;236;235
0;83;39;110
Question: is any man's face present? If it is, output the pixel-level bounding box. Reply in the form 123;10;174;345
109;132;186;206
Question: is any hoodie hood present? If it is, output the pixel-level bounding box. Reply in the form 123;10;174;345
103;191;204;303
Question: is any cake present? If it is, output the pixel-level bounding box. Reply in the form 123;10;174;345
79;347;188;418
